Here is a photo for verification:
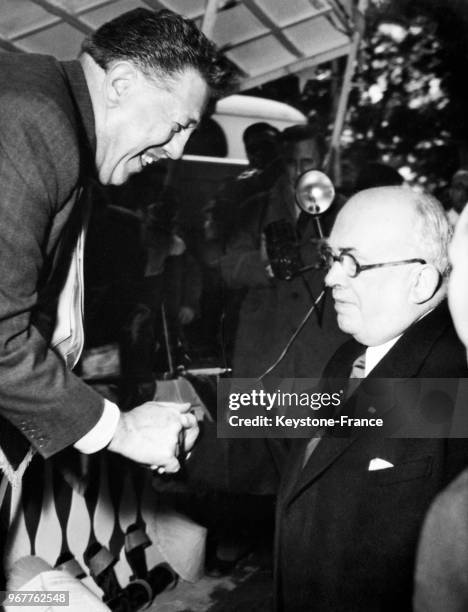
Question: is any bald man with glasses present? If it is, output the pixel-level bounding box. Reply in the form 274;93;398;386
273;186;468;612
187;187;468;611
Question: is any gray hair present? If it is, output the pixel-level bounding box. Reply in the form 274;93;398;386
412;191;452;278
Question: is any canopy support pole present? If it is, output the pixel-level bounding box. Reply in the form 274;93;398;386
201;0;219;37
327;0;368;184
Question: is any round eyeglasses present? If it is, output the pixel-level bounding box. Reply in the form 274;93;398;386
320;247;427;278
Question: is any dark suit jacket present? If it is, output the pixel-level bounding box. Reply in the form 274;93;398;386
187;301;468;610
0;53;104;464
275;301;468;611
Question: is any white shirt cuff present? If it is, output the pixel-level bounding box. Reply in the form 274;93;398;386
73;399;121;454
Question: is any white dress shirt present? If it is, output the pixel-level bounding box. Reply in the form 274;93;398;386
364;336;402;376
73;399;120;454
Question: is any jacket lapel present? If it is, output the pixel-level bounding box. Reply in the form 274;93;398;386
277;438;309;505
284;427;361;507
284;301;452;505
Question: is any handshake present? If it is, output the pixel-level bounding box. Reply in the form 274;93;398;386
108;401;199;473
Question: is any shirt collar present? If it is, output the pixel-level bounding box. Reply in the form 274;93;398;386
365;336;401;376
363;306;437;376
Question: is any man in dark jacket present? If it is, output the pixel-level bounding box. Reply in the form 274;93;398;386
0;9;234;486
275;186;468;611
189;186;468;611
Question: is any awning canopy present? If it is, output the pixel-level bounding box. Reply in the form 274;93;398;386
0;0;360;91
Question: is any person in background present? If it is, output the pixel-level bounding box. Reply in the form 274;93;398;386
446;168;468;226
447;204;468;356
414;203;468;612
140;192;203;376
202;124;346;576
202;122;284;367
210;122;283;250
220;123;346;379
353;161;404;192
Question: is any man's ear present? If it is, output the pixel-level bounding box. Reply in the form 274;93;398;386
409;265;441;304
104;61;138;107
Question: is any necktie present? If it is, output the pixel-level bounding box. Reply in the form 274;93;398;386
302;434;322;468
346;351;366;399
350;351;366;377
302;351;367;468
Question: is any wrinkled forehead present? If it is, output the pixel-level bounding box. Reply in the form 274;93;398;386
329;189;419;256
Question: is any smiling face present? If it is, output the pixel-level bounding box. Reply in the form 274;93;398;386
325;188;429;346
95;64;208;185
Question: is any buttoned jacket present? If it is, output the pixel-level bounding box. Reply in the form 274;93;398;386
275;301;468;611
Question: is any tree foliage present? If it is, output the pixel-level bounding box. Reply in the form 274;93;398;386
248;0;468;192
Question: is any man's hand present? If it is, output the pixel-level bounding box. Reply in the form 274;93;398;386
448;204;468;353
107;401;199;472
